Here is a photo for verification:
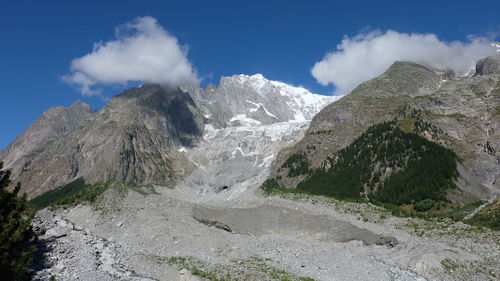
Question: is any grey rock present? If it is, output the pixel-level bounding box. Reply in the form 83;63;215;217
185;74;333;128
2;75;331;199
37;208;55;222
1;85;205;197
45;226;68;239
193;204;397;246
475;54;500;75
0;101;93;195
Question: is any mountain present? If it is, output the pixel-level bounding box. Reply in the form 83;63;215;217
185;74;334;127
0;75;332;198
15;59;500;281
1;85;205;196
269;55;500;203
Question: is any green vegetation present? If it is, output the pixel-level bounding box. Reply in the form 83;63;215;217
45;181;115;207
30;178;86;209
442;113;467;119
281;152;310;177
467;212;500;230
414;199;436;212
261;179;314;197
166;255;316;281
299;121;458;205
442;201;484;221
30;180;150;209
492;106;500;117
271;120;458;209
441;258;460;272
167;256;233;281
297;166;363;199
397;118;416;133
0;162;36;281
466;200;500;231
309;129;333;135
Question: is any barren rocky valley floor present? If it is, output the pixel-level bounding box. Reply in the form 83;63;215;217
32;185;499;281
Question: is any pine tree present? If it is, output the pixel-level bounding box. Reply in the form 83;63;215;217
0;162;36;281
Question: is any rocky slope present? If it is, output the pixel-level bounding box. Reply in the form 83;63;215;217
172;120;310;202
1;75;332;197
0;101;93;172
1;85;205;197
269;55;500;202
185;74;334;128
31;186;500;281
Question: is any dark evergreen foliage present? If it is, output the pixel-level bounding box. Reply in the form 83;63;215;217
414;199;436;212
297;167;361;199
0;162;36;281
30;178;86;209
466;211;500;231
465;200;500;230
296;120;458;205
281;152;310;177
30;180;120;209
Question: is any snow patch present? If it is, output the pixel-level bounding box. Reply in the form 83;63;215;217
204;124;215;131
245;100;277;118
270;80;341;121
229;114;262;126
492;42;500;52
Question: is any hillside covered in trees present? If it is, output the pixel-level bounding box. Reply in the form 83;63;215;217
273;120;459;207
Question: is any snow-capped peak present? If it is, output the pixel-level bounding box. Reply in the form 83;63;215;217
231;73;270;91
199;73;341;127
231;73;339;121
269;80;339;121
492;42;500;53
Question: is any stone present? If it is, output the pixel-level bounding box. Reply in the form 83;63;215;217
45;227;68;239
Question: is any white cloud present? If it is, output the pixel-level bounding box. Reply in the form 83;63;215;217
311;30;497;95
64;16;199;96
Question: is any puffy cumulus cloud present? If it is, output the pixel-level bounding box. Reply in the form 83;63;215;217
64;16;199;96
311;30;497;95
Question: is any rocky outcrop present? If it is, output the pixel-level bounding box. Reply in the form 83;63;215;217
1;85;205;197
270;57;500;201
0;101;93;174
475;55;500;75
1;75;332;198
32;209;158;281
185;74;334;128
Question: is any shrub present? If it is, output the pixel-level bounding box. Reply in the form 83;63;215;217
0;162;36;281
415;199;436;212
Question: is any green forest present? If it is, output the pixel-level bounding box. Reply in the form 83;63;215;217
30;178;86;209
282;120;459;206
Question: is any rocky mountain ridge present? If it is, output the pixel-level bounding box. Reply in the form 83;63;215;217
269;54;500;203
185;74;336;127
0;74;332;197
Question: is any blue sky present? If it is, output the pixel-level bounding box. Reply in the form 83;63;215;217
1;0;499;150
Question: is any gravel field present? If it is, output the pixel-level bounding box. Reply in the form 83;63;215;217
32;186;499;281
